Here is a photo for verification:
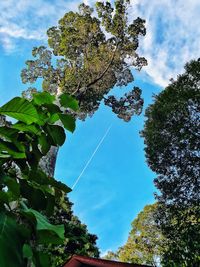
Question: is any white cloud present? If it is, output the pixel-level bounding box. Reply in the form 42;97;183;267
0;0;199;86
0;36;15;52
130;0;200;87
0;0;81;53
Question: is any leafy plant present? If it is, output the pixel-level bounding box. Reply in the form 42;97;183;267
0;91;78;267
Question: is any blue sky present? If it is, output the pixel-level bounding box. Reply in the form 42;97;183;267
0;0;199;255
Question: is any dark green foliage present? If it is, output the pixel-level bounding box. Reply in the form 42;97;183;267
21;1;147;122
0;92;77;266
142;60;200;266
0;213;26;267
43;196;99;267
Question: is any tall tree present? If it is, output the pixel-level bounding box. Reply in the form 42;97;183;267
141;59;200;266
104;204;163;266
21;0;147;176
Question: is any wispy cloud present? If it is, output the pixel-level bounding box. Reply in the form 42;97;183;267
1;0;199;86
130;0;200;87
0;0;81;52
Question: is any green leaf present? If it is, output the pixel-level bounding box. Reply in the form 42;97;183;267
0;127;25;153
0;139;26;159
12;123;41;135
0;213;25;267
44;103;61;114
19;180;47;210
0;127;19;141
23;208;65;239
49;178;72;193
37;230;64;245
59;113;76;133
29;170;71;193
37;251;50;267
23;244;33;259
33;92;55;105
0;97;39;125
4;177;20;198
59;93;79;111
48;113;60;124
38;133;51;154
46;124;66;146
0;191;9;204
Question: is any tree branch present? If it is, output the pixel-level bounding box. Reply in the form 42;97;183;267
72;43;118;96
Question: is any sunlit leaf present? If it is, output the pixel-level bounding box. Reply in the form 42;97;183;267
0;97;39;125
59;113;76;132
33;92;55;105
59;93;79;111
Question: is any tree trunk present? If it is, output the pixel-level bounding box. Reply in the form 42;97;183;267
39;146;59;177
39;90;61;177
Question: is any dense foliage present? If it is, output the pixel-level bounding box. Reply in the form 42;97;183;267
142;60;200;266
0;92;78;267
45;196;99;266
105;204;163;266
21;1;147;122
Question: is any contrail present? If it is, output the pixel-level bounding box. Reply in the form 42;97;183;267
72;124;112;190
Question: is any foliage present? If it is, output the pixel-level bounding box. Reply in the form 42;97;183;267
21;0;147;122
142;59;200;266
42;196;99;267
104;204;163;266
0;92;77;267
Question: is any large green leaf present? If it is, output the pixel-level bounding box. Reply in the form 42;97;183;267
23;208;65;239
0;127;19;141
33;91;55;105
29;170;71;193
38;133;51;154
0;139;26;159
0;97;39;124
12;123;41;135
49;178;72;193
19;180;47;210
0;127;25;152
59;113;76;133
23;244;33;260
43;103;61;114
0;191;9;204
4;177;20;198
37;230;64;244
46;124;66;146
59;93;79;111
0;213;25;267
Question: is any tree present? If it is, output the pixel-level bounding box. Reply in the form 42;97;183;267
21;0;147;176
104;204;163;266
141;59;200;266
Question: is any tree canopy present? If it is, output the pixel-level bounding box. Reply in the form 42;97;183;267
104;204;163;266
141;59;200;266
21;1;147;122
